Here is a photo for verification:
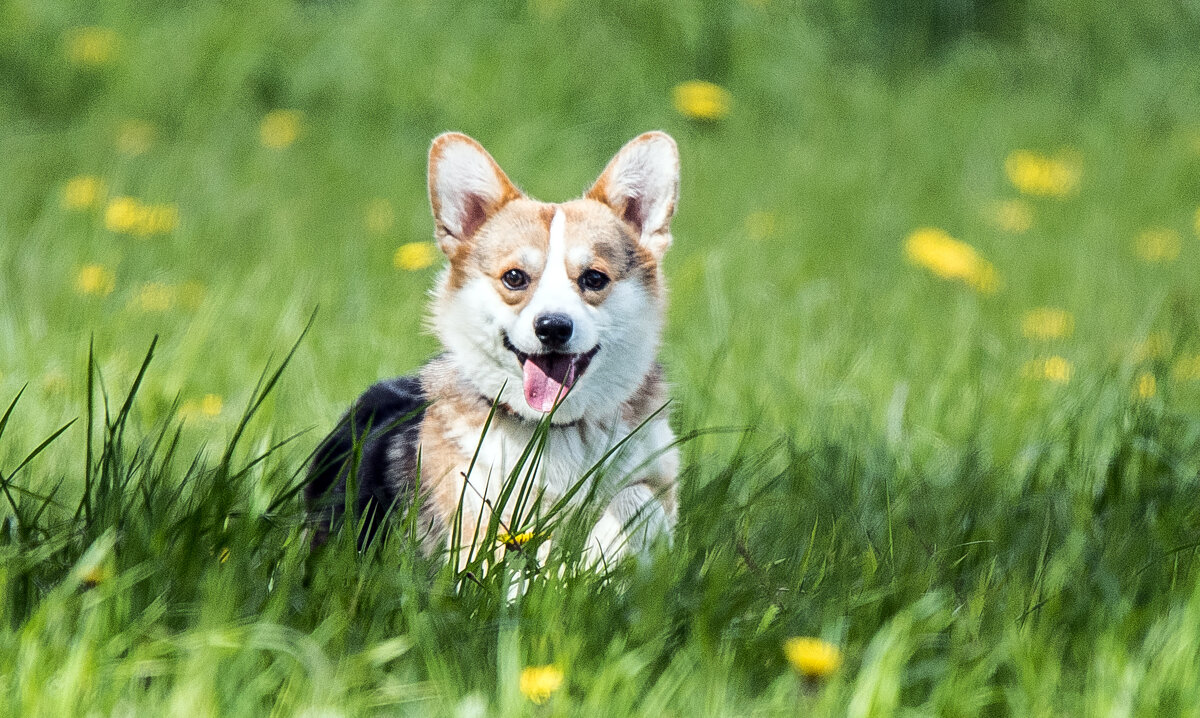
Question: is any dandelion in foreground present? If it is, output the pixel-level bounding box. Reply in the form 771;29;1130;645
1133;228;1181;263
784;637;842;678
394;242;437;271
64;26;117;66
76;264;115;297
497;531;534;549
672;80;732;121
62;175;105;211
903;227;999;293
81;563;111;589
260;110;303;149
1021;307;1073;341
218;547;231;564
985;199;1033;233
519;665;563;704
1136;372;1157;400
1004;150;1081;197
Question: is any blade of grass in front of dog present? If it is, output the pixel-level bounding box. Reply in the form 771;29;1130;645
454;388;502;571
220;309;315;470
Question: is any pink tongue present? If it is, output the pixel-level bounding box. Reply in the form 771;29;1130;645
522;354;577;413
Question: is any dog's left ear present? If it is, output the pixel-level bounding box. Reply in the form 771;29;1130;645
586;131;680;260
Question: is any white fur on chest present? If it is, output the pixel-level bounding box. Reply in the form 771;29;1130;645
440;410;669;520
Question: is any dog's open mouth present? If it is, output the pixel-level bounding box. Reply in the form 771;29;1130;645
504;337;600;413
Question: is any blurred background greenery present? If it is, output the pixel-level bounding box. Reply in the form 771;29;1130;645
3;0;1200;713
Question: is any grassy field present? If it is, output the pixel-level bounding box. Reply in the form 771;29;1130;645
4;0;1200;714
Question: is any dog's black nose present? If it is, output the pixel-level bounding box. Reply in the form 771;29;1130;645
534;313;573;349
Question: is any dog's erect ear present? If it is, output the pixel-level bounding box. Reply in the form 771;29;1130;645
428;133;522;257
586;131;680;260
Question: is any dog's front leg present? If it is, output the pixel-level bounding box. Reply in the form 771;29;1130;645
583;481;674;567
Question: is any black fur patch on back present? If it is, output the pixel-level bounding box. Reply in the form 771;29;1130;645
306;376;426;548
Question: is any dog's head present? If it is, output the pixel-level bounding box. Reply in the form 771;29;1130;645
426;132;679;424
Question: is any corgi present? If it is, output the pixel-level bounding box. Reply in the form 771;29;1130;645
306;131;681;567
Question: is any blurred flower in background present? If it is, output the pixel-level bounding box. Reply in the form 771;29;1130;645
105;197;179;236
76;264;116;297
394;242;437;271
519;665;563;704
62;175;105;211
1133;228;1181;263
260;110;303;149
783;637;842;678
1021;307;1073;341
904;227;1000;293
131;282;176;312
1024;356;1073;383
1004;150;1081;197
181;393;224;420
63;26;117;66
1136;372;1157;400
673;80;731;121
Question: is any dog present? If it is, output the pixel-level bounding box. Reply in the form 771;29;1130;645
305;131;681;567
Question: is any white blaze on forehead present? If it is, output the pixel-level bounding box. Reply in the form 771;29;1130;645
532;208;574;302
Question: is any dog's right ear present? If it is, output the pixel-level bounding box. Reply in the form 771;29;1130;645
428;133;522;258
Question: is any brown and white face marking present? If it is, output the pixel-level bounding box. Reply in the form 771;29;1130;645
426;132;680;423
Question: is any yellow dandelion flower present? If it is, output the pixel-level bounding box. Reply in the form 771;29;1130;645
903;227;1000;293
365;198;396;234
200;394;223;417
76;264;116;297
105;196;144;233
260;109;303;149
136;204;180;235
62;175;105;211
783;637;842;678
1004;150;1081;197
745;211;777;240
394;242;437;271
519;665;563;704
64;26;117;66
81;563;111;588
104;197;178;235
672;80;732;121
1023;356;1073;384
132;282;175;312
1133;228;1181;263
985;199;1033;233
218;547;231;564
1172;354;1200;381
497;531;535;549
1021;307;1074;341
1136;372;1157;400
115;119;155;155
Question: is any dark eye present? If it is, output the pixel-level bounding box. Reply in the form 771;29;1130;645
579;269;610;292
502;268;530;290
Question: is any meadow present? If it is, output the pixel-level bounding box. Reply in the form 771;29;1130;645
3;0;1200;714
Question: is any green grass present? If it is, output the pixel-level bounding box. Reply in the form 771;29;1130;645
4;0;1200;714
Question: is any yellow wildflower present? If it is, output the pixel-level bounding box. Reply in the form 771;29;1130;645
260;110;303;149
1136;372;1157;400
1021;307;1073;341
903;227;1000;293
1004;150;1081;197
116;119;155;155
519;665;563;704
985;199;1033;233
672;80;732;121
132;282;175;312
1172;355;1200;381
76;264;116;297
105;197;142;233
62;175;105;211
64;26;117;66
783;637;842;678
137;204;180;235
365;198;395;234
1023;356;1073;384
1133;228;1181;263
218;547;231;564
394;242;437;271
497;531;535;549
1134;332;1171;360
81;563;111;588
104;197;179;235
181;394;224;420
745;211;777;240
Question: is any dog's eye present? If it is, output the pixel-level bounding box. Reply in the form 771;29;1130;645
502;268;530;290
579;269;610;292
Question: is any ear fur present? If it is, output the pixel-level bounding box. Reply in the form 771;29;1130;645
586;131;680;260
428;133;522;257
